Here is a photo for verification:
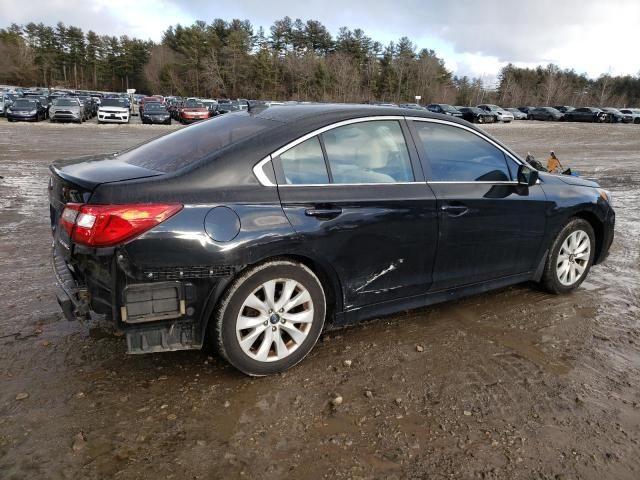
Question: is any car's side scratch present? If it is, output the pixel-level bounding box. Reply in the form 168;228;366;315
355;259;404;293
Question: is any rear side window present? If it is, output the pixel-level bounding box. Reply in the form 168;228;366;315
119;113;273;173
322;120;414;184
413;122;511;182
279;137;329;185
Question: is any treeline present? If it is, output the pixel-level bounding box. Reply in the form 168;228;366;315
497;64;640;107
2;18;640;107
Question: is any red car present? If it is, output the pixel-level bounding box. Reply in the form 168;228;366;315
178;99;211;124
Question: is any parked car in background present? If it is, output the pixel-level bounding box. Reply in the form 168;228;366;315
6;98;47;122
2;93;21;114
455;106;496;124
49;97;85;123
399;103;426;110
505;108;528;120
563;107;606;122
36;95;52;118
141;102;171;124
619;108;640;124
201;99;219;117
527;107;564;121
139;96;164;114
178;99;211;123
217;99;248;114
97;98;130;124
49;104;614;375
426;104;463;118
554;106;575;114
0;93;6;116
517;106;536;115
477;104;514;123
601;108;633;123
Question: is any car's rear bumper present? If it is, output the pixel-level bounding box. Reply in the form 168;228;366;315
52;247;90;321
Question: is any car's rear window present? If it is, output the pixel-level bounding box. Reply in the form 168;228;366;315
119;113;274;173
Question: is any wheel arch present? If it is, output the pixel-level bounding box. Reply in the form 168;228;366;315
199;253;344;345
572;211;605;264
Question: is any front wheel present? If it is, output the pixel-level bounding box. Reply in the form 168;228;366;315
540;218;595;294
212;260;326;376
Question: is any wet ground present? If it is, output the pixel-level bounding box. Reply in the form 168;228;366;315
0;119;638;479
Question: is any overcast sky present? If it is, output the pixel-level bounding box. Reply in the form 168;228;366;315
1;0;638;82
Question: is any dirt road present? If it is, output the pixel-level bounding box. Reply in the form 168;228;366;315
0;119;638;479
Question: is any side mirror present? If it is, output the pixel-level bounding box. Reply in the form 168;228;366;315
518;164;539;187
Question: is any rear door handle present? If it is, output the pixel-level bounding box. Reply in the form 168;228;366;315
441;205;469;217
305;207;342;220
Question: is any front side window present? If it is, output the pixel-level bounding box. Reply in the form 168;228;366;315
322;120;414;184
413;122;511;182
279;136;329;185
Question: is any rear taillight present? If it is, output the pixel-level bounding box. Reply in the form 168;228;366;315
60;203;183;247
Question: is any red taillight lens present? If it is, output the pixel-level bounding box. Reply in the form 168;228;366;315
60;203;183;247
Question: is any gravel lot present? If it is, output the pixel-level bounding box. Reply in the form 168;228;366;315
0;118;638;479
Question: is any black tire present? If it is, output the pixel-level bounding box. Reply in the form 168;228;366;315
634;118;640;124
212;259;326;376
540;218;596;294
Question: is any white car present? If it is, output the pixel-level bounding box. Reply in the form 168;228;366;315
97;98;130;124
619;108;640;124
477;104;515;123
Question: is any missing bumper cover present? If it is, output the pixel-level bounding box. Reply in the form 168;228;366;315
121;281;191;324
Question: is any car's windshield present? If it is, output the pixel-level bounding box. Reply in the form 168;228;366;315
184;100;205;108
53;98;78;106
440;104;458;113
120;114;274;173
13;99;36;107
101;99;127;107
145;103;165;111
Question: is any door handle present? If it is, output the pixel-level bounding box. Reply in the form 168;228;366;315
441;205;469;217
305;207;342;219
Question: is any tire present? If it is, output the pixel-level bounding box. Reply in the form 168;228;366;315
540;218;596;294
212;259;326;376
634;118;640;124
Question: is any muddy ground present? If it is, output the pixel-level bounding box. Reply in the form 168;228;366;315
0;119;638;479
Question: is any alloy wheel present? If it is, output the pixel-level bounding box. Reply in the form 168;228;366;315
556;229;591;286
236;278;314;362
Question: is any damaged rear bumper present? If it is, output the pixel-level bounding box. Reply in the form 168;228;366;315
52;247;90;321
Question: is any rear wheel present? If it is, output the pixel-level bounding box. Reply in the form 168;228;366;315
541;218;595;294
212;260;326;376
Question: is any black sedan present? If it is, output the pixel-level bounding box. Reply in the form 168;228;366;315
527;107;564;121
601;108;633;123
554;106;575;114
49;105;615;375
455;106;496;123
6;98;47;122
141;102;172;124
563;107;606;122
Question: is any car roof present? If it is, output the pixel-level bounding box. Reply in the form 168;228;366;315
249;103;455;125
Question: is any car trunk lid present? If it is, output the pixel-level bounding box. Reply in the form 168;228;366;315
49;154;163;256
